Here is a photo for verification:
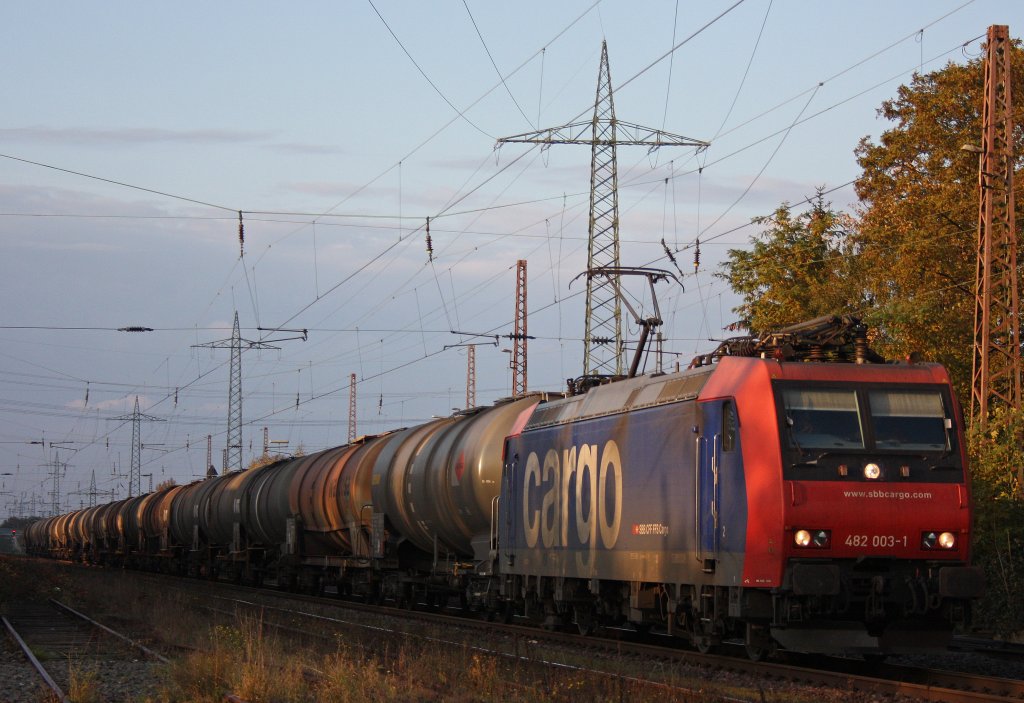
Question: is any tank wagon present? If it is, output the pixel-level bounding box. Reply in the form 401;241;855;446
25;316;983;657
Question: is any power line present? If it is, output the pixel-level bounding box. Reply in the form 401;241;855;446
368;0;492;139
462;0;533;128
0;152;236;212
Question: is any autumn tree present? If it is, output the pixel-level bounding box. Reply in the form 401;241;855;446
717;190;865;335
852;41;1024;399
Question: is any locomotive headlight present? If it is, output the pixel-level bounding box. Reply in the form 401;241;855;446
922;531;957;550
863;462;882;480
794;529;831;548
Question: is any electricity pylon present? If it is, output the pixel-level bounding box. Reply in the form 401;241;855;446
498;41;707;377
971;24;1019;427
465;345;476;409
512;259;528;397
193;312;303;472
112;396;163;497
348;373;357;443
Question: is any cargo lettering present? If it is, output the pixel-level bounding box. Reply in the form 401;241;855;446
522;440;622;550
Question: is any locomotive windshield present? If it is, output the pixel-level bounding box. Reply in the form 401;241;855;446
777;381;960;482
867;389;947;451
783;389;864;449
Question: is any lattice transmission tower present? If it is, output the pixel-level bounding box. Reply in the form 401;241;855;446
971;24;1019;426
348;373;357;443
498;41;707;377
512;259;528;397
465;345;476;408
194;312;280;472
112;396;163;497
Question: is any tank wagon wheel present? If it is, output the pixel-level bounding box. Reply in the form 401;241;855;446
397;584;414;610
489;601;514;624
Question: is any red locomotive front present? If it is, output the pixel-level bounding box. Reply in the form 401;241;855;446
767;361;982;653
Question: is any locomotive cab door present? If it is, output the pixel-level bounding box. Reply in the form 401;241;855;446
695;399;737;573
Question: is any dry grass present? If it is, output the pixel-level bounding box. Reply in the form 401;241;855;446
5;558;774;702
66;660;102;703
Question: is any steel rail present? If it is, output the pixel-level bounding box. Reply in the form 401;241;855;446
2;614;71;703
49;598;170;664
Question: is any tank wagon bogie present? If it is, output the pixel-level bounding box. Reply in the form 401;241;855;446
22;319;984;658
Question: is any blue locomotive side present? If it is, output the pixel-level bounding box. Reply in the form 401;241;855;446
499;383;749;587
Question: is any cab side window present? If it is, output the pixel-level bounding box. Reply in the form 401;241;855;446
722;401;737;452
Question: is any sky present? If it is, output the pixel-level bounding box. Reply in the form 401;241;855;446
0;1;1019;519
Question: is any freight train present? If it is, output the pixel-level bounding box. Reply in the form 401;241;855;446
23;316;983;658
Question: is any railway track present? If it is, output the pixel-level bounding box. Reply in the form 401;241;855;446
2;598;168;703
10;558;1024;702
148;572;1024;703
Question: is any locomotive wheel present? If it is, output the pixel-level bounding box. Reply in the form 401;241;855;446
744;641;772;662
574;605;596;636
694;634;713;654
691;615;716;654
744;623;775;662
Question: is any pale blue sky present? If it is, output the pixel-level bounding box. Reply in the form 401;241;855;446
0;1;1017;515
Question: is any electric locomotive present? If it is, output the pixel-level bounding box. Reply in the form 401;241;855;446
498;316;983;656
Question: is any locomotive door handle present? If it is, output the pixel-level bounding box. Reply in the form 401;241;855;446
695;436;704;563
712;434;719;527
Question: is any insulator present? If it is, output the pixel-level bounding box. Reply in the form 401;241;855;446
425;217;434;262
694;238;701;272
661;238;678;267
238;211;245;257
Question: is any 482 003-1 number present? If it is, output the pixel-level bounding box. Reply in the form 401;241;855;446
844;534;908;548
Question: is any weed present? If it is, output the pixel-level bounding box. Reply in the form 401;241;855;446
67;661;102;703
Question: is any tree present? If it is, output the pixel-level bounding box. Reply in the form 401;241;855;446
717;190;864;335
1;516;41;530
852;42;1024;399
247;453;288;470
967;405;1024;634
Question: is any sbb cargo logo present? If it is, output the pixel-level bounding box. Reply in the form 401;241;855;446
522;440;622;550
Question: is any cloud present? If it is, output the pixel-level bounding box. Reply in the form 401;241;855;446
0;126;275;147
266;142;349;156
65;395;155;412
